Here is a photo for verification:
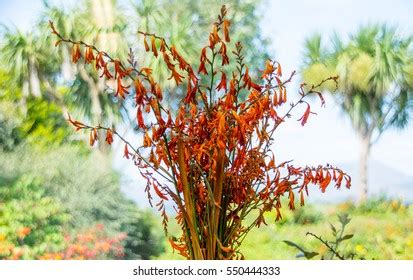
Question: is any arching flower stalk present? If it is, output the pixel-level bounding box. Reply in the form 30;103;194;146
50;5;350;260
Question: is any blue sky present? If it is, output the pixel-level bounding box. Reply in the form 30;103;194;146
1;0;412;203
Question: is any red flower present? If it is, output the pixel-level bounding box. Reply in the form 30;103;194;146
115;77;129;99
71;44;81;63
216;71;227;92
105;129;113;145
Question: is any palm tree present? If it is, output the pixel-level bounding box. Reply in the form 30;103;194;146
301;25;413;202
41;0;127;122
1;0;128;152
1;27;45;99
0;24;66;113
40;0;129;151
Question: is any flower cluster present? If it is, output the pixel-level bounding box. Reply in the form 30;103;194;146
51;5;350;260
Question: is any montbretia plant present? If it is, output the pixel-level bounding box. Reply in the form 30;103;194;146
50;5;350;260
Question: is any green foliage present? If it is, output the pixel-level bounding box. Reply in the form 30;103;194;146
290;205;324;225
121;210;165;260
283;240;319;259
19;98;71;147
284;214;356;260
0;70;23;150
302;24;413;201
39;224;127;260
302;24;413;137
133;0;270;101
0;146;164;259
158;202;413;260
340;196;408;215
0;98;74;150
0;175;69;259
1;0;271;147
0;66;74;149
0;101;22;151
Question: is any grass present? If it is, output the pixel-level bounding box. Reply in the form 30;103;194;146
156;199;413;260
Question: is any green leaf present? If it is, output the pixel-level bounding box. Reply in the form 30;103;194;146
329;222;337;235
283;240;319;260
338;214;351;226
338;234;354;242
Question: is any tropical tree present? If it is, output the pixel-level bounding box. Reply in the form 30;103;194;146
0;27;74;148
0;26;60;107
301;25;413;202
39;0;129;151
0;0;129;152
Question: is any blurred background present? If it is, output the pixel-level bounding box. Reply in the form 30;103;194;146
0;0;412;259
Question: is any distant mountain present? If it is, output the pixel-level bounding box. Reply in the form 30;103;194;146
308;160;413;203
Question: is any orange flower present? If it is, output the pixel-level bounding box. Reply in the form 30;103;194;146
100;64;113;79
261;60;274;78
137;107;145;128
223;19;231;42
155;83;163;101
319;170;332;192
123;144;130;159
149;149;159;168
249;81;262;92
114;60;128;79
67;114;87;131
298;103;313;126
200;46;208;63
216;71;227;91
184;80;197;104
143;131;152;147
168;68;184;85
162;52;174;71
16;227;31;239
95;51;106;70
153;183;169;200
105;129;113;145
242;67;251;87
143;37;150;52
140;67;152;76
89;128;98;146
209;25;220;48
276;62;282;77
170;46;189;70
71;44;81;63
219;42;229;65
134;79;146;105
159;39;166;52
198;60;208;75
115;77;129;99
150;36;158;57
84;47;95;64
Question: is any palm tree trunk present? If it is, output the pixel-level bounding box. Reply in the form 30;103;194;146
61;46;75;81
28;57;41;97
358;133;371;203
92;0;118;52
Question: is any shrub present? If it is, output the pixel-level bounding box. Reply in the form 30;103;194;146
39;224;126;260
0;175;69;259
0;146;164;259
291;205;324;225
284;214;357;260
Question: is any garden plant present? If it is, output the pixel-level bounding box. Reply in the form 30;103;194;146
50;5;351;260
